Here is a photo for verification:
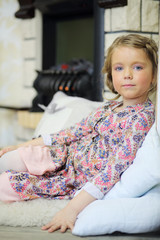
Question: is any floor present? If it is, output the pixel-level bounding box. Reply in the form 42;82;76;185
0;226;160;240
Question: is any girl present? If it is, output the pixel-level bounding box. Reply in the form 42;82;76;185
0;34;158;233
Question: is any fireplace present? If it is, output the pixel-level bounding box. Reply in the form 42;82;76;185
15;0;127;111
15;0;104;106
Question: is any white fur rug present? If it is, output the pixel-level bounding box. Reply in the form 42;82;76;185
0;199;68;227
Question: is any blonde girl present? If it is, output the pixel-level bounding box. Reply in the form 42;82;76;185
0;34;158;233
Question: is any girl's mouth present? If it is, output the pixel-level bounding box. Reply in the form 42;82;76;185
122;84;135;88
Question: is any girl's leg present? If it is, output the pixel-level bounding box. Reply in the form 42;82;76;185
0;149;27;174
0;172;21;202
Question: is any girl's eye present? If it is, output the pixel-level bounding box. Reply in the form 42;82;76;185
114;66;123;71
133;65;143;70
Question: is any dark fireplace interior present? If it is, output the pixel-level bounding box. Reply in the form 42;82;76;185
38;0;94;69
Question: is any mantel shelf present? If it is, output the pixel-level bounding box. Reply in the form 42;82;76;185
0;105;29;111
18;111;43;129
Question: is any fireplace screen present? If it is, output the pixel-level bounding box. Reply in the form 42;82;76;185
31;59;93;112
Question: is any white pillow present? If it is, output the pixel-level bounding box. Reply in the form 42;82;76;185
73;185;160;236
34;92;102;137
73;123;160;236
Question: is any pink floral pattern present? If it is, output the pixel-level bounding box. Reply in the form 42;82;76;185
7;99;155;200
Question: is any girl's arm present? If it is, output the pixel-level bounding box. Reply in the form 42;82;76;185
49;117;93;146
0;137;44;157
41;190;96;233
49;104;105;146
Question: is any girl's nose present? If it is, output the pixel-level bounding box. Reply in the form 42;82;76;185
124;75;133;80
124;69;133;80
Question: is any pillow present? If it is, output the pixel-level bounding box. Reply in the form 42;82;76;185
73;185;160;236
34;91;102;137
72;123;160;236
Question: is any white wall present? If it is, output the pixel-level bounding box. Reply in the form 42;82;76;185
0;0;41;147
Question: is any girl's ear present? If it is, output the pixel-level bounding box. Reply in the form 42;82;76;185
149;75;157;93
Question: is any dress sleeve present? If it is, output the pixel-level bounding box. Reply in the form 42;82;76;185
82;182;104;199
50;118;92;145
89;107;155;198
42;134;52;146
45;104;106;146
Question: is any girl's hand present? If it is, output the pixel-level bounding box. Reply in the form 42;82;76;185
0;146;18;157
41;206;77;233
41;190;96;233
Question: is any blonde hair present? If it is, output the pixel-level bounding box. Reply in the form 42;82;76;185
102;34;158;99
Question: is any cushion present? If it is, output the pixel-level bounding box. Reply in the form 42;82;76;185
34;91;102;137
72;123;160;236
72;185;160;236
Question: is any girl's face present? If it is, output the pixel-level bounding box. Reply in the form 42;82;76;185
111;46;154;106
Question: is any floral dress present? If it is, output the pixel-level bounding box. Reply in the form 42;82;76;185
7;99;155;200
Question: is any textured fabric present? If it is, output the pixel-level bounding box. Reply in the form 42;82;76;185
6;99;155;201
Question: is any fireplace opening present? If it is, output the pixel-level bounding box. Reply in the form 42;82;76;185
40;0;95;70
42;14;94;70
56;17;94;65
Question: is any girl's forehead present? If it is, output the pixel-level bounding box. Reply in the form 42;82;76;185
111;46;149;61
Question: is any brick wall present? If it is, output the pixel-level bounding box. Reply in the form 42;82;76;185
104;0;159;49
